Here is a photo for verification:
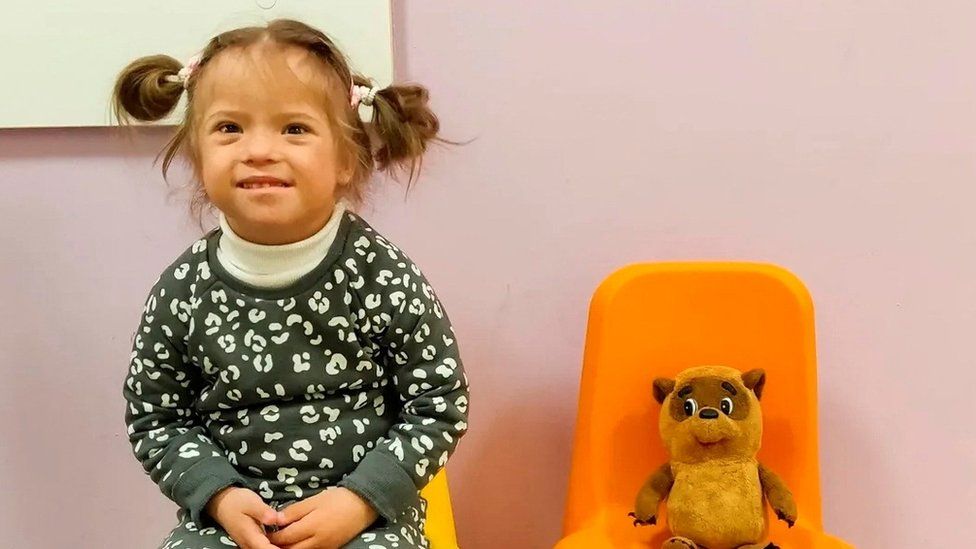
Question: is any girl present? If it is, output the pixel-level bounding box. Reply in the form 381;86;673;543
115;19;469;549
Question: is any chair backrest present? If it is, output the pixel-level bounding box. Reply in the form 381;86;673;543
422;469;459;548
562;263;825;539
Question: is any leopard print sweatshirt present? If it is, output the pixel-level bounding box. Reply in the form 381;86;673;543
122;210;469;527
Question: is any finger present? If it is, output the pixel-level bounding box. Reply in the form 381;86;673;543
282;538;321;549
235;522;279;549
276;500;315;526
232;520;281;549
268;518;316;546
241;498;279;526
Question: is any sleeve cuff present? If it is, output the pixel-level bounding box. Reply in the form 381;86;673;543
337;451;419;522
172;456;246;526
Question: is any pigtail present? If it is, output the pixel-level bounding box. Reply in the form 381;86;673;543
111;55;186;124
367;81;441;182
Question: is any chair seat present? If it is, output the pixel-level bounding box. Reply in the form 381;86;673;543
421;469;459;548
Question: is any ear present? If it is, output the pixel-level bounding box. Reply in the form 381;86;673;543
742;369;766;400
337;164;355;187
653;378;676;404
336;148;358;186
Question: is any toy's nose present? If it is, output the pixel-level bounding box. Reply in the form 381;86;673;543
699;408;720;419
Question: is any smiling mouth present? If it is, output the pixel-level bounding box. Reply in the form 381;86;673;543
695;437;727;448
236;177;293;189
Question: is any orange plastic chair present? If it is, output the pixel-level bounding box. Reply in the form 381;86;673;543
555;263;853;549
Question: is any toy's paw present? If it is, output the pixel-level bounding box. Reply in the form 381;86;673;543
628;511;657;527
663;537;697;549
774;508;796;528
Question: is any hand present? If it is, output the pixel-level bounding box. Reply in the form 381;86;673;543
268;487;379;549
775;506;797;528
772;496;798;528
206;486;281;549
628;511;657;527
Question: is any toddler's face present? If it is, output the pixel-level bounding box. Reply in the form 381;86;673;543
193;44;350;244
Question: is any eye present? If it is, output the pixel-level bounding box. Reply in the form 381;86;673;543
216;122;241;133
284;124;309;135
683;399;698;417
720;397;734;415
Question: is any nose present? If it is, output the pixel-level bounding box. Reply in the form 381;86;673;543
243;131;279;164
699;408;719;420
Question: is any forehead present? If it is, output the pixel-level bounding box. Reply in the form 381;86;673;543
676;376;742;400
194;42;338;117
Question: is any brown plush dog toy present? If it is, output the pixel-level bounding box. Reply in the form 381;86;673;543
629;366;797;549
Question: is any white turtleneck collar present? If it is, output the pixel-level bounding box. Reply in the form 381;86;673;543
216;201;348;289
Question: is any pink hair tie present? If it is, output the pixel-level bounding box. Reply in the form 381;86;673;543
164;53;202;90
350;82;380;108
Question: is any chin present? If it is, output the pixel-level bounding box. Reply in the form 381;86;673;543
230;206;299;226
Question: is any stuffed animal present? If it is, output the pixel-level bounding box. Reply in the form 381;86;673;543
629;366;797;549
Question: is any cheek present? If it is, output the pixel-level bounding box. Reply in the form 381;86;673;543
659;416;684;442
199;162;220;189
199;149;235;179
318;146;342;171
197;160;233;200
667;423;701;456
304;152;343;186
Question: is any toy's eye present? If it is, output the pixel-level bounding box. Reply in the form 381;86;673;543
683;399;698;417
720;397;734;415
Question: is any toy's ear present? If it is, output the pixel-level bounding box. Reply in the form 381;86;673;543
653;378;676;404
742;369;766;400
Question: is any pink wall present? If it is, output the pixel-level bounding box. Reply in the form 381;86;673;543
1;2;973;547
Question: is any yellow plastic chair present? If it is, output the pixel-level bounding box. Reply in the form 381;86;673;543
555;263;853;549
421;469;459;548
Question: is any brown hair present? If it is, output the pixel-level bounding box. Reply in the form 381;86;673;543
111;18;440;214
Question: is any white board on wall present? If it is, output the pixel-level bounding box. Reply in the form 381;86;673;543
0;0;392;129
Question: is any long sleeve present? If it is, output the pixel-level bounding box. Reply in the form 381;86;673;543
122;273;245;526
338;247;470;522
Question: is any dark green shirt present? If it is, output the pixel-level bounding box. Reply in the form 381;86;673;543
123;211;469;526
